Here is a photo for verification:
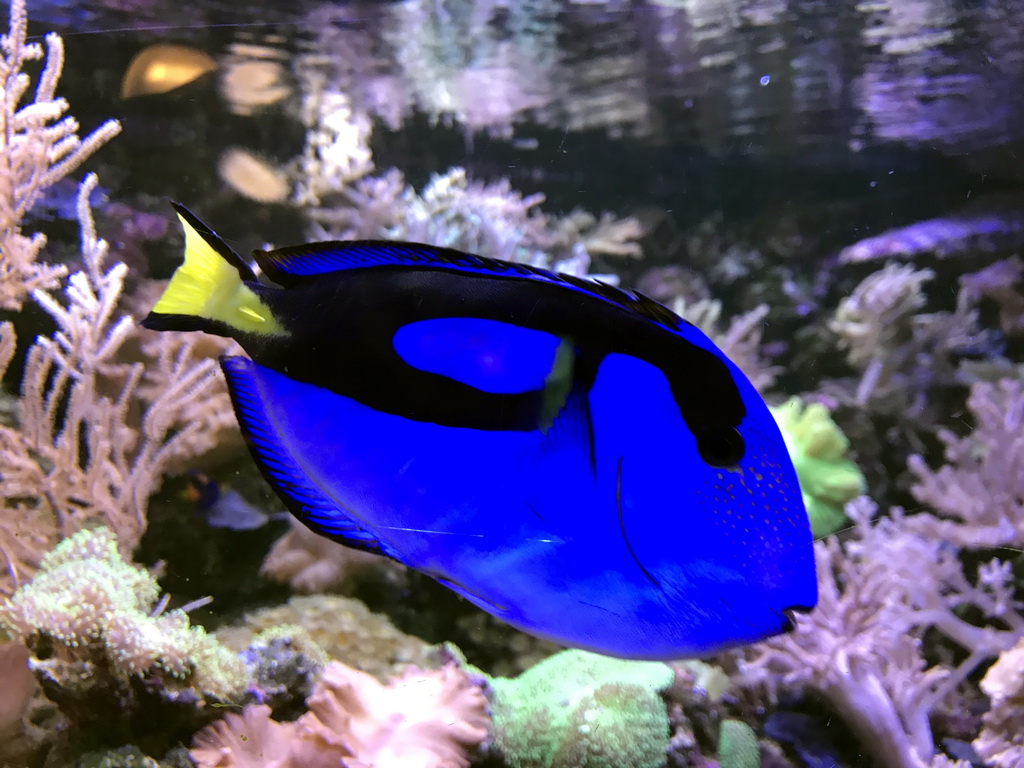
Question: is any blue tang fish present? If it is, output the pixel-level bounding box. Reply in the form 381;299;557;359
142;205;817;659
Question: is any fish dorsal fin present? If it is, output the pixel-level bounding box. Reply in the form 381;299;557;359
253;240;689;333
251;240;526;287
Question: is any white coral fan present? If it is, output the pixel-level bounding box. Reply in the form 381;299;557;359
191;660;489;768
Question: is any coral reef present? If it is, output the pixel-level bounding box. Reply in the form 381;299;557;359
4;3;1024;768
974;635;1024;768
827;261;999;419
190;658;489;768
261;517;407;594
0;527;248;754
216;594;434;681
908;378;1024;549
0;528;247;704
307;164;642;278
770;397;865;537
0;176;227;598
742;494;1020;768
484;649;675;768
286;66;643;279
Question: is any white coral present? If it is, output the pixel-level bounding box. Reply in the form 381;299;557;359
0;0;120;309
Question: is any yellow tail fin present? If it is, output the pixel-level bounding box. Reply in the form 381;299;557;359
143;204;287;337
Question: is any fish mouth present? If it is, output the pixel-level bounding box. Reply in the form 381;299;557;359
780;604;814;632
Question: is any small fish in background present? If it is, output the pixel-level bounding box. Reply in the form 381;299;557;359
142;205;818;660
183;471;288;531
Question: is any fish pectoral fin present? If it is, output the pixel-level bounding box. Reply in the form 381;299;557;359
220;355;406;563
538;375;596;473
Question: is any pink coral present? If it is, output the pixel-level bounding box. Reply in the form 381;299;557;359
191;660;489;768
0;642;34;736
304;661;489;768
190;705;295;768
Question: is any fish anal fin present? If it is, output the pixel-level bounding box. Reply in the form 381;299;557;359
219;355;404;562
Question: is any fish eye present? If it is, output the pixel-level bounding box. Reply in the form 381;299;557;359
696;426;745;467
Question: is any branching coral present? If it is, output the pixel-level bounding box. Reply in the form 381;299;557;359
829;262;996;412
191;659;489;768
308;164;642;274
974;635;1024;768
829;263;932;405
741;496;1020;768
908;377;1024;549
0;176;226;597
0;0;120;309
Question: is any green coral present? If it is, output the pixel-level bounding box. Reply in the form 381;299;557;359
76;744;189;768
485;648;675;768
718;719;760;768
0;527;247;702
771;397;866;537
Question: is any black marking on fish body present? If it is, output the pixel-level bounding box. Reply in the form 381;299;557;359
575;599;624;617
243;264;745;442
432;574;511;613
615;456;660;589
140;312;236;336
255;239;688;334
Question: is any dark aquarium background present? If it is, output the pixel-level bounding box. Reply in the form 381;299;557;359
1;1;1024;767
